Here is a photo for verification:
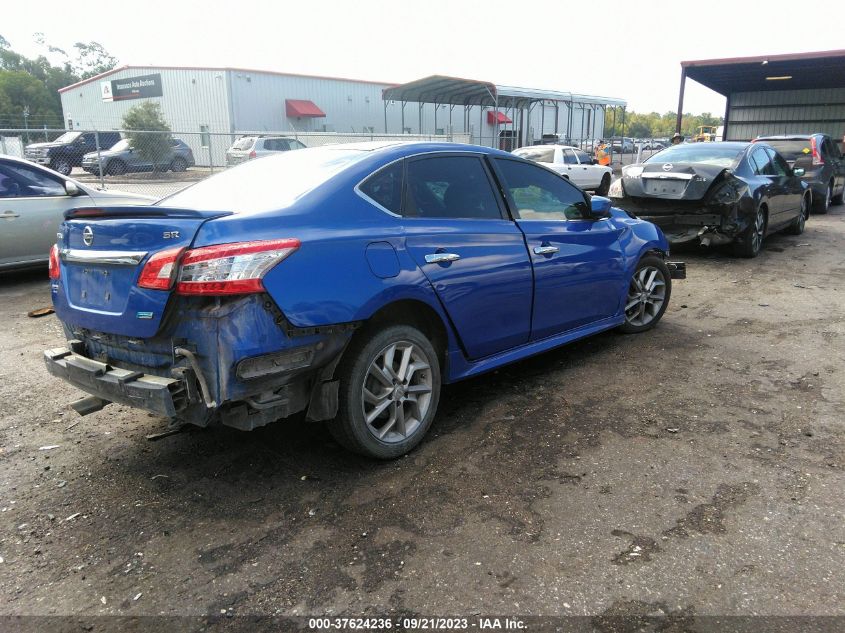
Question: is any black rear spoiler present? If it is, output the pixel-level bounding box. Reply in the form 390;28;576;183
64;205;234;220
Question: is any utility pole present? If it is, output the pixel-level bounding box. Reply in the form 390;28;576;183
23;106;30;142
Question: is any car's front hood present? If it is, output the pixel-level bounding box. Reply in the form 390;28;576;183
26;142;63;150
83;150;121;160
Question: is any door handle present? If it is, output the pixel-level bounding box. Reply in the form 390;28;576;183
425;253;461;264
1;211;20;219
533;245;559;255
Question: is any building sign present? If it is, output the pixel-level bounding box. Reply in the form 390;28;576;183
101;73;163;102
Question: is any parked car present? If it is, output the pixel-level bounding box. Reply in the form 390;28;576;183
0;156;154;272
610;138;635;153
608;141;810;257
512;144;612;194
44;142;684;459
225;135;307;166
24;131;122;176
81;137;195;175
753;134;845;213
642;140;666;151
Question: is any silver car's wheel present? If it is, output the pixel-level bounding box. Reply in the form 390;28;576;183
624;265;667;328
361;341;433;444
751;206;765;253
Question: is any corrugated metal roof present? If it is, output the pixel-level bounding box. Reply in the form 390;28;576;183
382;75;625;108
682;49;845;95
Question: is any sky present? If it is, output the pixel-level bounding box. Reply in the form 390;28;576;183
3;0;845;115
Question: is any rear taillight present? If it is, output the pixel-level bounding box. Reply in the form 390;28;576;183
48;245;60;280
249;150;257;159
138;247;185;290
810;137;824;166
175;239;300;295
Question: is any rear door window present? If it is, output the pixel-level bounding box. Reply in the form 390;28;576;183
750;148;775;175
359;161;403;215
765;148;789;176
404;155;503;219
562;150;579;165
574;150;593;164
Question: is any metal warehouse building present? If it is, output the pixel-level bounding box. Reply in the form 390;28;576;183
58;65;625;152
677;49;845;144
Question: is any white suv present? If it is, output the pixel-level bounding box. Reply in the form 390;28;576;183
225;136;306;166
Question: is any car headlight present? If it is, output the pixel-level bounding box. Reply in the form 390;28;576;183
608;177;624;198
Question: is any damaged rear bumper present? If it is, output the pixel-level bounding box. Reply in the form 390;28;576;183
638;213;742;246
44;346;181;417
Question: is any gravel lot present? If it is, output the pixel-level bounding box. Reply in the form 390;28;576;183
1;204;844;626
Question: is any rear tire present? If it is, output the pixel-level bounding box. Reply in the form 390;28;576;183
831;183;844;205
618;255;671;334
733;205;766;258
107;160;126;176
170;157;188;172
328;325;441;459
814;183;831;214
594;172;611;196
787;195;809;235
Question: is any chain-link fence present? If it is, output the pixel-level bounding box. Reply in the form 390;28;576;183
0;128;471;199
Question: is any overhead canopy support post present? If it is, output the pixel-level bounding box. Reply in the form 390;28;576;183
676;67;687;134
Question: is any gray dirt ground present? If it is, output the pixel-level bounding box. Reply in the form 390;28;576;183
1;205;844;622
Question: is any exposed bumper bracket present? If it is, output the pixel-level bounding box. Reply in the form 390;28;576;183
667;261;686;279
44;347;180;418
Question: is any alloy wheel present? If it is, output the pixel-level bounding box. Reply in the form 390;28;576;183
361;341;433;444
751;207;765;253
624;266;666;327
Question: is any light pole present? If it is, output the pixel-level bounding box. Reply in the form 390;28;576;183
23;106;30;143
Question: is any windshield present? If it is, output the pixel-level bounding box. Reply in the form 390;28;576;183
759;139;812;161
54;132;81;144
513;147;555;163
110;139;131;151
160;147;367;212
232;137;256;151
645;144;744;168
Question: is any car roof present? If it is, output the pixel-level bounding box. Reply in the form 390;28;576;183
755;134;821;141
515;144;584;152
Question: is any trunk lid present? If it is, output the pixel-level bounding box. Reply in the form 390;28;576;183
625;163;728;203
53;206;230;338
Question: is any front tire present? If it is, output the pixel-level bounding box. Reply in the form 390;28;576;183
618;255;671;334
595;172;611;196
328;325;441;459
51;158;71;176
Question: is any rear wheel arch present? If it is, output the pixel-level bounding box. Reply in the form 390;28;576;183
358;299;450;371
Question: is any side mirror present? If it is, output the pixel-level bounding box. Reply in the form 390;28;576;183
590;195;612;218
64;181;80;196
793;167;805;177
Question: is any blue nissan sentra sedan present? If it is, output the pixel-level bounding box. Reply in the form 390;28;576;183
44;142;684;459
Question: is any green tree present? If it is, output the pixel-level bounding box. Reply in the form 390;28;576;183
122;102;172;166
0;70;58;127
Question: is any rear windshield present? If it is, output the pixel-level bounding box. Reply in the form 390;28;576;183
646;144;744;168
758;139;812;161
231;137;256;150
160;147;367;212
513;147;555;163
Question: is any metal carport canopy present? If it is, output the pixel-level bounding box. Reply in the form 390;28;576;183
382;74;626;107
681;49;845;95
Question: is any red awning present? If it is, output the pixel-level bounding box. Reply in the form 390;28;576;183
487;110;512;125
285;99;326;118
